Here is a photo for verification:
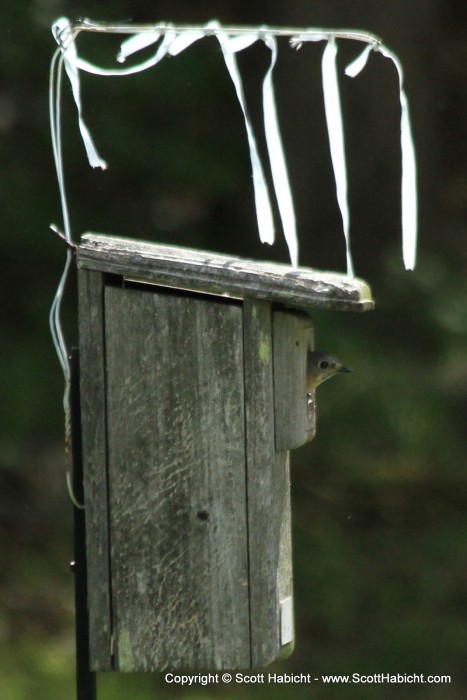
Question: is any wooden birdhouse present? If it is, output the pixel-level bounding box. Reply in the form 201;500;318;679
77;232;373;672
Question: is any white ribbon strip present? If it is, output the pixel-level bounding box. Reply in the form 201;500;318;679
51;17;293;256
344;42;418;270
51;18;417;272
52;18;107;169
49;41;73;450
322;38;354;276
82;30;177;75
119;29;205;61
344;43;373;78
122;22;297;263
211;23;275;246
376;46;417;271
51;18;205;172
294;33;418;272
117;31;161;62
167;31;207;56
49;32;83;506
53;18;184;79
262;34;298;267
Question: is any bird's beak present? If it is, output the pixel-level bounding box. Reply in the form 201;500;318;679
338;365;353;374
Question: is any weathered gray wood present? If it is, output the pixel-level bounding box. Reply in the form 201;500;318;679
104;285;250;670
243;298;294;666
78;233;374;312
76;231;374;672
277;452;294;655
77;270;112;670
273;310;315;451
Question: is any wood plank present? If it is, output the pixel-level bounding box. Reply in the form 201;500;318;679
243;299;294;666
78;233;374;312
77;270;112;670
277;452;294;657
104;285;250;670
273;310;316;451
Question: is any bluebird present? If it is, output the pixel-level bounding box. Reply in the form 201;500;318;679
306;351;353;391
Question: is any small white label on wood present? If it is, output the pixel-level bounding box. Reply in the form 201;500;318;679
280;596;294;645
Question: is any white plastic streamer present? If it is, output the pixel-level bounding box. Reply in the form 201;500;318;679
262;34;298;267
344;43;373;78
52;18;417;273
52;17;299;259
344;43;417;270
52;18;107;169
49;33;82;507
119;29;206;61
122;23;298;261
375;46;417;271
117;31;161;62
166;31;206;56
322;37;354;276
53;19;183;79
211;23;276;246
294;32;418;272
211;23;298;261
51;18;418;274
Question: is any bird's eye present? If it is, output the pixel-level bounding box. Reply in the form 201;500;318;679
318;360;329;369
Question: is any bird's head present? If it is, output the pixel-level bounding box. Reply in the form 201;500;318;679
306;351;353;391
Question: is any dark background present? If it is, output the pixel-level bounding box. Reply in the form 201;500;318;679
1;1;467;698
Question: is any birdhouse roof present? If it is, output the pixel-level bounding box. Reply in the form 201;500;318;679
78;233;374;312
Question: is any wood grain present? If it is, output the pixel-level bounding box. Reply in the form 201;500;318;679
104;285;249;670
273;310;315;450
78;270;113;670
78;233;374;312
243;299;294;666
77;232;368;670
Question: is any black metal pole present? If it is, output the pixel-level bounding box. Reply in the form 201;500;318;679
70;348;97;700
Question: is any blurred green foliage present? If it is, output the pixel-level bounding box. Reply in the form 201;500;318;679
2;1;467;698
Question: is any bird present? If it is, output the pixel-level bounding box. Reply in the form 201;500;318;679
306;351;353;391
